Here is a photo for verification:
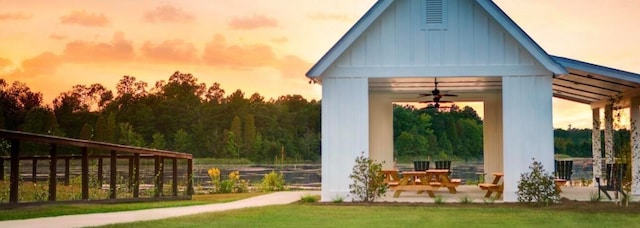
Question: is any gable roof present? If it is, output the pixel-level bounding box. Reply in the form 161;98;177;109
306;0;568;78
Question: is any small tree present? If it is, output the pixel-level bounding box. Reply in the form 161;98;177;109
349;152;387;202
516;158;560;206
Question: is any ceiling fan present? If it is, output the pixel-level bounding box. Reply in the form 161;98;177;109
418;78;458;109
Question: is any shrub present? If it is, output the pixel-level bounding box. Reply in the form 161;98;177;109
261;171;286;192
348;152;387;202
300;194;319;203
516;158;560;206
459;196;472;204
332;195;344;203
434;196;445;204
210;169;248;194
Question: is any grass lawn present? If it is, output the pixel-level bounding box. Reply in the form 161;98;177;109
100;203;640;228
0;193;264;221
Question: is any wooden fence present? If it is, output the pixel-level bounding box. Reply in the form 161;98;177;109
0;129;193;205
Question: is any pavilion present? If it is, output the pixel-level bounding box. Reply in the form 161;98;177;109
306;0;640;202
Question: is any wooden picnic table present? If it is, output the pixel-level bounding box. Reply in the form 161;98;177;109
424;169;461;193
479;172;503;198
390;171;440;198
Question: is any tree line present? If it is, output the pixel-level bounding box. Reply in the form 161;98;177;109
0;72;319;163
2;72;615;163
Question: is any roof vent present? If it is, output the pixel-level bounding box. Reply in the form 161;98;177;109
421;0;447;30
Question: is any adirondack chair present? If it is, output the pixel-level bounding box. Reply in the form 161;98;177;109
434;160;452;175
554;160;573;189
596;163;627;200
413;161;430;171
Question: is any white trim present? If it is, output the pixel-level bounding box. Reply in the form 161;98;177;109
329;65;550;78
551;56;640;83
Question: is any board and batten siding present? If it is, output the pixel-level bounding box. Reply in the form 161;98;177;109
501;75;554;202
321;77;369;201
327;0;548;78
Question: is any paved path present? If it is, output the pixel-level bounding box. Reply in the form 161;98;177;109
0;191;317;228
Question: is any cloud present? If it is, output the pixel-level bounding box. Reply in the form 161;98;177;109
49;33;67;40
308;12;354;22
0;57;12;69
277;55;312;79
141;39;198;63
60;10;110;27
0;12;31;21
271;37;288;43
144;5;195;23
202;34;277;68
5;52;61;78
229;14;278;30
63;32;135;63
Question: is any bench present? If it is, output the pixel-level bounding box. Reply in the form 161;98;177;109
479;183;503;198
390;184;440;198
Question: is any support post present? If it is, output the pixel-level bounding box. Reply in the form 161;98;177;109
110;150;117;199
604;104;614;164
32;158;37;183
81;147;89;200
154;156;163;197
172;157;178;196
97;158;103;187
48;143;57;201
10;139;20;203
0;157;4;181
133;153;140;198
592;108;602;186
128;157;133;190
64;157;70;186
187;158;193;195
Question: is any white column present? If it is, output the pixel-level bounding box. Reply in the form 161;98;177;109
483;92;503;181
630;97;640;195
369;94;394;170
591;108;602;186
320;77;369;202
604;104;614;164
502;75;554;202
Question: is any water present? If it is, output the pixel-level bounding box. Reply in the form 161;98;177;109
6;159;596;188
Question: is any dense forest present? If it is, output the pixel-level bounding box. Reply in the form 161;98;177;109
0;72;628;163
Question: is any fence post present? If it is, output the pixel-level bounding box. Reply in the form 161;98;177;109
133;154;140;198
154;155;163;197
187;158;193;195
64;157;70;186
10;139;20;203
81;147;89;200
49;143;57;201
0;156;4;180
98;158;103;187
172;157;178;196
110;150;117;199
32;158;37;183
128;157;133;190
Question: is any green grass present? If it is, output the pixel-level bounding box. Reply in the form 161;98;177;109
0;192;263;221
100;204;640;228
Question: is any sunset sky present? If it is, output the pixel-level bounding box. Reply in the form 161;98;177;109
1;0;639;129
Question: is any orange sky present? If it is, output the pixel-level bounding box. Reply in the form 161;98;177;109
1;0;639;129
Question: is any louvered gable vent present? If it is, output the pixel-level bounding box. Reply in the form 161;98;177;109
421;0;447;30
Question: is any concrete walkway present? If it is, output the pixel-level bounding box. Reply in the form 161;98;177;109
0;191;317;228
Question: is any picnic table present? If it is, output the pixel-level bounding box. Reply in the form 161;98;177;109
424;169;461;193
479;172;503;198
390;171;440;198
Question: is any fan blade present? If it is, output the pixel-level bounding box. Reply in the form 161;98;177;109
438;100;454;103
442;94;458;97
418;93;433;97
